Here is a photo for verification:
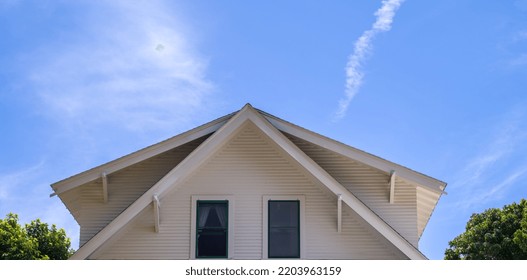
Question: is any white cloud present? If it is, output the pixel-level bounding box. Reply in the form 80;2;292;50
457;167;527;211
5;1;216;249
450;108;527;209
502;30;527;67
479;168;527;202
335;0;405;120
30;0;213;132
0;162;44;202
457;123;519;187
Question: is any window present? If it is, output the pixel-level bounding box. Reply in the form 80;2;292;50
195;201;228;258
262;195;305;259
268;200;300;258
190;196;233;259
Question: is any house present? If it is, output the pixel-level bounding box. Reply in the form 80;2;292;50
50;104;446;260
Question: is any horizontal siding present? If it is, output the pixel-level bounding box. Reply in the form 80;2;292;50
285;133;419;247
76;135;209;246
95;123;405;259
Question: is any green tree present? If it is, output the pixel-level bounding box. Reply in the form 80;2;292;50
0;213;74;260
445;199;527;260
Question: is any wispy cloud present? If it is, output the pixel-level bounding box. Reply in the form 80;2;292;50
29;1;213;132
474;167;527;203
8;1;214;249
456;123;519;187
509;30;527;66
0;162;44;201
335;0;405;120
450;108;527;209
500;30;527;67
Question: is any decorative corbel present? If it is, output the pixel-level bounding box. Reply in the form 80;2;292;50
153;194;160;233
102;172;108;204
389;171;396;204
337;194;342;233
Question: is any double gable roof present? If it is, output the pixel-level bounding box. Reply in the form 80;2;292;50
51;104;446;259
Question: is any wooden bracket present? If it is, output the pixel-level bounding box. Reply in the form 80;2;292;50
153;194;160;233
102;172;108;204
337;194;342;233
389;171;396;204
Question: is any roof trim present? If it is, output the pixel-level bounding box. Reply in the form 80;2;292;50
262;112;447;194
70;104;426;260
50;112;235;196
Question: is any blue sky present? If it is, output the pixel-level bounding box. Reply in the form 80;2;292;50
1;0;526;260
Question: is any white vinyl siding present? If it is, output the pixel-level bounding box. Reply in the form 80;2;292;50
93;123;407;259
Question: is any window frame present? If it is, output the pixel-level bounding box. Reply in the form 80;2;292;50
195;200;229;259
262;195;305;259
190;195;234;259
268;200;300;258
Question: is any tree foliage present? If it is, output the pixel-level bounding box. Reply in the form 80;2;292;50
0;213;74;260
445;199;527;260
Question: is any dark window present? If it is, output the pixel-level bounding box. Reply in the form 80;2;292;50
196;201;228;258
268;200;300;258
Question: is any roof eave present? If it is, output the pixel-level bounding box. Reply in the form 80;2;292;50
50;111;236;196
260;111;446;194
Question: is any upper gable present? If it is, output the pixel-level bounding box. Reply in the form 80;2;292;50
57;104;443;259
91;122;408;259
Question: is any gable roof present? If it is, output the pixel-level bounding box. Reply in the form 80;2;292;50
55;104;445;259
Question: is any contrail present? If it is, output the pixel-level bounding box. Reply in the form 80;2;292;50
335;0;405;120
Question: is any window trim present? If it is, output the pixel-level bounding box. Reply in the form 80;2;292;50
190;195;234;259
262;195;305;259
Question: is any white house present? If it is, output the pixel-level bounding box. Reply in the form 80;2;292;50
50;104;446;259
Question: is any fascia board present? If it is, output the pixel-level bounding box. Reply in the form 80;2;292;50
51;113;233;196
264;115;447;194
